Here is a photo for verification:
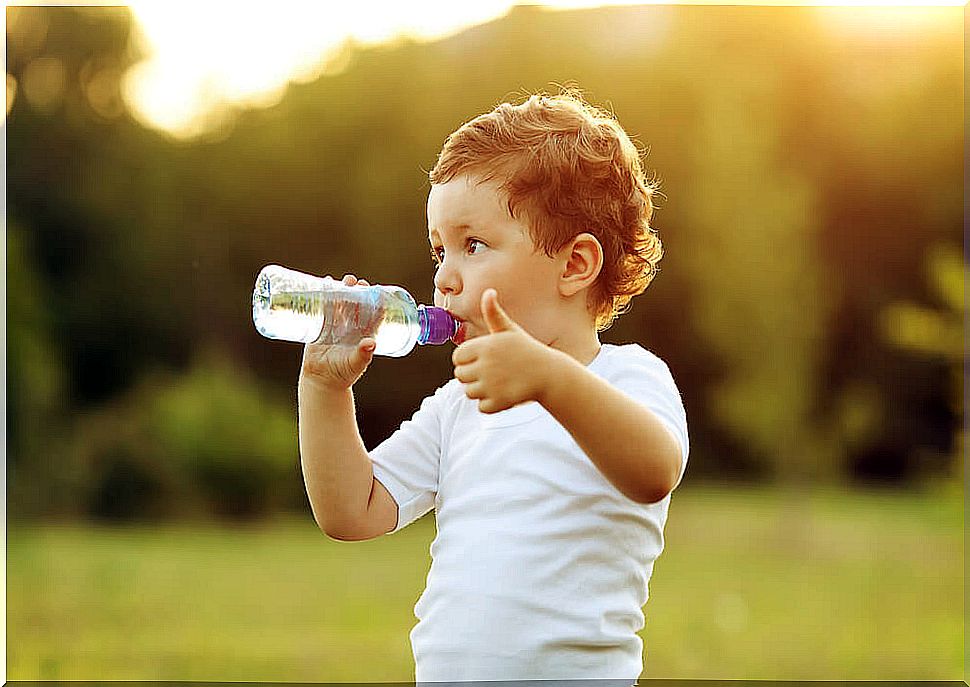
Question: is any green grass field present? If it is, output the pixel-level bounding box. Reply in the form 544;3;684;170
8;482;963;681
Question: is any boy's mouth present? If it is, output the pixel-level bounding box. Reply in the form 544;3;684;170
451;320;467;345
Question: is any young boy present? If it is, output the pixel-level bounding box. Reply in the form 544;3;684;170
298;92;689;682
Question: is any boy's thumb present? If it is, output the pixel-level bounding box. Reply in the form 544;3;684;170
358;337;377;358
356;338;377;367
482;289;513;333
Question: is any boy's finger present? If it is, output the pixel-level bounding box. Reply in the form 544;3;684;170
452;341;477;366
354;337;377;368
482;289;514;333
453;363;476;383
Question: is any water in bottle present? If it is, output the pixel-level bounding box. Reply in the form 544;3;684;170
252;264;457;357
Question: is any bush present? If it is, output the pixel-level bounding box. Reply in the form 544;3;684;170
45;351;305;521
146;350;302;519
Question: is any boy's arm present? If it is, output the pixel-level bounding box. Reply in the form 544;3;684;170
454;289;684;505
298;374;397;541
538;352;684;505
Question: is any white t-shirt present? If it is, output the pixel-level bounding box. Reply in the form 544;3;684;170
369;342;689;682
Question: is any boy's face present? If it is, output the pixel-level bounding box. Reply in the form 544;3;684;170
428;173;564;346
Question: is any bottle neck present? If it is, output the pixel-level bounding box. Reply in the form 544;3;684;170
417;305;458;345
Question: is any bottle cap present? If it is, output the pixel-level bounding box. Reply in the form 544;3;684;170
418;306;458;345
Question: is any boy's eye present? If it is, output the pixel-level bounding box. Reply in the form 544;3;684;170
430;239;483;266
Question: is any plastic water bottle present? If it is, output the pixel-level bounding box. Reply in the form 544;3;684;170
252;264;457;357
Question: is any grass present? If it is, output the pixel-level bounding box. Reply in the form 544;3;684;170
7;482;963;681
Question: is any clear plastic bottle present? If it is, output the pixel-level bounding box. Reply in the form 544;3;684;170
252;264;457;357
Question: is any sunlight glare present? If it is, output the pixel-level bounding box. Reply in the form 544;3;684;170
124;1;514;138
123;0;966;139
815;5;962;39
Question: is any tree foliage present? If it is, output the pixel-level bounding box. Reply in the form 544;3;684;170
6;5;963;519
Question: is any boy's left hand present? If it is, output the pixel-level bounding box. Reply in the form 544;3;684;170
452;289;558;414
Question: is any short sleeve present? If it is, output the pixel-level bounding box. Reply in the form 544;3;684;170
608;348;690;492
369;382;452;534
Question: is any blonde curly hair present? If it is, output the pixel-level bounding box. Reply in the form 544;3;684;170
429;89;664;331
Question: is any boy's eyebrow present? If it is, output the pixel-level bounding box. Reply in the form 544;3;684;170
428;223;473;243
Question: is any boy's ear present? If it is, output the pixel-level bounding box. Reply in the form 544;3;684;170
558;232;603;298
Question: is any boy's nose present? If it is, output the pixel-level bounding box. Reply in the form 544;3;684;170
433;262;461;295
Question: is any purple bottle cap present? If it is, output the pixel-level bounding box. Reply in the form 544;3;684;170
418;305;458;346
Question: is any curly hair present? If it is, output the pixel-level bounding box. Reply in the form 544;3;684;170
429;89;664;331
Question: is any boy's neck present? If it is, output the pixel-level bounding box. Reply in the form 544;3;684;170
547;328;602;367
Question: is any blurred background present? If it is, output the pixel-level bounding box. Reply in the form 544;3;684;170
5;2;964;682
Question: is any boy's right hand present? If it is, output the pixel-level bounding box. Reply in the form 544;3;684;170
300;274;377;390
